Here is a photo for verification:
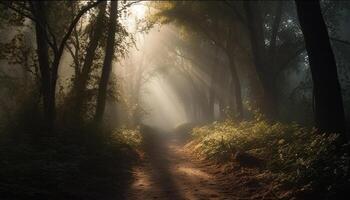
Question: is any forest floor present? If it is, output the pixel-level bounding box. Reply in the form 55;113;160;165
125;131;279;200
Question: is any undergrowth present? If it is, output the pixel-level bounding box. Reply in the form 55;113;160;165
0;119;141;200
190;118;349;199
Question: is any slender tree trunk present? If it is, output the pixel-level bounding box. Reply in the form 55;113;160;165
95;0;118;123
208;65;217;121
228;58;243;119
30;1;102;129
295;0;346;138
48;58;60;129
217;96;223;120
244;1;278;119
75;1;107;114
32;1;52;129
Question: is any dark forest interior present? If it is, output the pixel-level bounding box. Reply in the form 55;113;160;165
0;1;350;199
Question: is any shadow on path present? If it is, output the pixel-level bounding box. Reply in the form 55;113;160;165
141;128;184;200
125;125;236;200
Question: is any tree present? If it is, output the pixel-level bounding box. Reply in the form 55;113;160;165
95;0;119;123
228;1;304;119
74;1;107;116
1;1;102;130
243;1;285;119
295;0;346;139
31;2;52;129
155;1;245;119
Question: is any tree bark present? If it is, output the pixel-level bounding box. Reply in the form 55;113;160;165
228;57;243;119
95;0;118;123
75;1;107;114
295;0;346;138
244;1;278;119
25;1;103;130
32;1;52;129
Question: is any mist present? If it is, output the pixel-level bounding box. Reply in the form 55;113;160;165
1;1;350;199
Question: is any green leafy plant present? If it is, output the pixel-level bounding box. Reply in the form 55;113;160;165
190;117;349;197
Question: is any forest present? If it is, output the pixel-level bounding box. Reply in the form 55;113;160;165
0;0;349;199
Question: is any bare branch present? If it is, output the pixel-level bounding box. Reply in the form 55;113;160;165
118;0;141;12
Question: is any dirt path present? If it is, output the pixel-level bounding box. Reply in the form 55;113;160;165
125;132;241;200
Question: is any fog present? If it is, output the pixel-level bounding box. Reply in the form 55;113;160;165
1;1;350;199
2;1;350;132
116;24;208;131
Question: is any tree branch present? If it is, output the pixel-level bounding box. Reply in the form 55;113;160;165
46;23;59;53
118;0;141;12
65;44;80;69
56;1;102;60
28;1;57;52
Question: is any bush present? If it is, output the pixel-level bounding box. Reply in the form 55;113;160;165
190;118;349;198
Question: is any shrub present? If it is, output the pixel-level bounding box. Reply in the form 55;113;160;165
190;118;349;197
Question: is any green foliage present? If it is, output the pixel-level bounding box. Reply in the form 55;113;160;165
112;127;142;148
191;117;349;197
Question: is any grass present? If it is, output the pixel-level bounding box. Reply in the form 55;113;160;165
189;118;349;198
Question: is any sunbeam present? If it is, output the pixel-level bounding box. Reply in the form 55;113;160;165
1;1;349;200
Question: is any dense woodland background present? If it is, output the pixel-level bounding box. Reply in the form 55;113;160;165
0;1;350;199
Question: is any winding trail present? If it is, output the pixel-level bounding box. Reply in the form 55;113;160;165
125;131;240;200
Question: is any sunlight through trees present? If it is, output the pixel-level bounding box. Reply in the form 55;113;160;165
0;1;350;199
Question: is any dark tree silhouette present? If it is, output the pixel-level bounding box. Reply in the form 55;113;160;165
23;1;102;130
244;1;279;119
31;1;52;129
295;0;346;139
95;0;118;123
75;1;107;115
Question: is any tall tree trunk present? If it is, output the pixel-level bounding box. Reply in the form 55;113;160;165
30;1;102;129
208;65;217;121
32;1;52;129
295;0;346;138
228;57;243;119
244;1;278;119
218;95;225;120
75;1;107;114
48;57;60;129
95;0;118;123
